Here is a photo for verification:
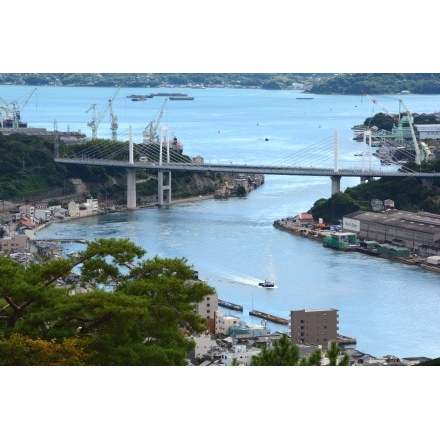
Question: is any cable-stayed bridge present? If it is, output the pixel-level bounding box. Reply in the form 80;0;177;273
54;127;440;209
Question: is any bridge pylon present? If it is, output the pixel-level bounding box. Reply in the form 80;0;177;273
126;126;137;210
330;176;341;194
158;171;172;205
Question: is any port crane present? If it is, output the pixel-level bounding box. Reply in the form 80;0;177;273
361;90;400;124
109;96;118;141
0;87;37;129
85;88;120;139
0;106;9;128
398;99;432;165
361;91;430;165
143;98;168;144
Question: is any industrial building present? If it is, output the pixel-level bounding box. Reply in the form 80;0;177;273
342;210;440;256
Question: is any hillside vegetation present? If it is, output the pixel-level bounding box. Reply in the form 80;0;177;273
2;73;440;94
0;133;223;206
0;73;322;90
310;163;440;225
3;132;440;223
307;73;440;95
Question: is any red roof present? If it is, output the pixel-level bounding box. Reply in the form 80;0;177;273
298;213;313;220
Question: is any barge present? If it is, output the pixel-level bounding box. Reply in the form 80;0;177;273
218;299;243;312
249;310;289;325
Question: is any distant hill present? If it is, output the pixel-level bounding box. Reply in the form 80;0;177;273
2;73;440;94
307;73;440;95
0;73;324;90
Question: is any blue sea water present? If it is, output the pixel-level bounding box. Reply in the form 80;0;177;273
5;84;440;360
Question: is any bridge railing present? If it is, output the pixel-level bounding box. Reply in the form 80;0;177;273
54;129;426;175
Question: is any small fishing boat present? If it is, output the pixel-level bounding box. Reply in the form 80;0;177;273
259;279;275;288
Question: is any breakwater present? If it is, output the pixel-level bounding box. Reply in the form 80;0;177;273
218;299;243;312
249;310;289;325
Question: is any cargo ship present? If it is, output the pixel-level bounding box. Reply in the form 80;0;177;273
169;96;195;101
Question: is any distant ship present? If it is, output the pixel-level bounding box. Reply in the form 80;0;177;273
127;94;150;101
149;92;189;97
127;92;192;100
169;96;195;101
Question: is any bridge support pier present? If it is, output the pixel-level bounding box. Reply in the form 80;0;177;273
360;176;374;184
127;168;137;210
421;178;433;189
158;171;172;206
330;176;341;195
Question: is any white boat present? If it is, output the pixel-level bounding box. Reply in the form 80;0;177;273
259;279;275;288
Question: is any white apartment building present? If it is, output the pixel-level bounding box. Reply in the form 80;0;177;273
219;344;262;366
190;333;219;359
34;209;51;222
67;200;80;218
19;204;35;218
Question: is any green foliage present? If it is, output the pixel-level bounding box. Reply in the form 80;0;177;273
310;161;440;222
251;334;322;366
310;192;362;224
327;340;349;366
0;133;127;201
0;73;320;90
3;73;440;94
250;335;349;366
0;238;216;366
236;185;247;197
0;133;227;205
308;73;440;95
0;333;91;366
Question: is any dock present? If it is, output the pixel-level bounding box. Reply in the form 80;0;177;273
35;238;88;244
218;300;243;312
249;310;289;325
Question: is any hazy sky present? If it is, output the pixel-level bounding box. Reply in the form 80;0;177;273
6;2;437;73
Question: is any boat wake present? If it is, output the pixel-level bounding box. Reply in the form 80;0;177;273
215;275;262;286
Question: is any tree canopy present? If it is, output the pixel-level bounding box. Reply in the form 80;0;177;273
250;334;323;366
250;334;349;366
0;238;216;365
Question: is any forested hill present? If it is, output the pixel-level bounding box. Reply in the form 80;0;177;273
0;73;322;90
307;73;440;95
1;73;440;94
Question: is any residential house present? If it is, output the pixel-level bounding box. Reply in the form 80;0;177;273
192;156;204;164
0;233;29;253
17;216;36;230
8;210;22;223
67;201;80;218
34;209;52;223
80;198;99;216
214;182;233;199
219;344;262;366
19;204;35;219
189;332;219;360
215;310;242;336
